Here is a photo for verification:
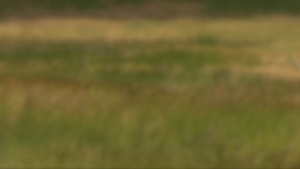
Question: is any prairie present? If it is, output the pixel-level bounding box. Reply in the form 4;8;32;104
1;16;300;168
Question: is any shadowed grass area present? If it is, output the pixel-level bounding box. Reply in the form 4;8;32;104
205;0;300;16
1;0;300;18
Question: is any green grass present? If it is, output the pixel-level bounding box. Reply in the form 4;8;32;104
1;74;300;167
1;17;300;167
205;0;300;16
1;0;300;17
0;40;258;83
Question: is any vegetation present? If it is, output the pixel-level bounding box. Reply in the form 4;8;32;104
1;17;300;167
1;0;300;17
1;1;300;167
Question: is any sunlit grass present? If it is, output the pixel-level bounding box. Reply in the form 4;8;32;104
1;74;300;168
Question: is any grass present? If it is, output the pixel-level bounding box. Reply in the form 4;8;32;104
1;0;300;17
1;17;300;167
1;75;300;168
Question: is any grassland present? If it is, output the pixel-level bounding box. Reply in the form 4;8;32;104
1;0;300;18
1;16;300;168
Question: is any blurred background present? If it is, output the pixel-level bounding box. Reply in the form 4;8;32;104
1;0;300;168
1;0;300;18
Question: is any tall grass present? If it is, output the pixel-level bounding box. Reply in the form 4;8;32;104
1;67;300;168
1;17;300;167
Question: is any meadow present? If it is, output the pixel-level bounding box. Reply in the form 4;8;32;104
2;0;300;18
1;16;300;167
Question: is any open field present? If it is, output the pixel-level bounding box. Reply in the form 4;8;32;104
1;17;300;168
1;0;300;18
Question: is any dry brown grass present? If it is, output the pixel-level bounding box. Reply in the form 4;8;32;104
0;16;299;42
0;18;204;42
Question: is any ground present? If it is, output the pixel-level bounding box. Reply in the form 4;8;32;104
1;16;300;168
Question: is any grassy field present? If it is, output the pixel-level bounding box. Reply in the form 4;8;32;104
1;0;300;18
1;16;300;168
